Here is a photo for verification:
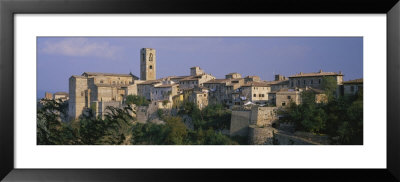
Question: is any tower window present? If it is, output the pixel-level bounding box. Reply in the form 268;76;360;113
149;65;153;69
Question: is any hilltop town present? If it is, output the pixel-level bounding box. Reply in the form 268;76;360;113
41;48;363;145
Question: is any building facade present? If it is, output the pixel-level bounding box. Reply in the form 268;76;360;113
140;48;156;81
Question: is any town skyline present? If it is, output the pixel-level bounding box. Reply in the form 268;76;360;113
37;37;363;98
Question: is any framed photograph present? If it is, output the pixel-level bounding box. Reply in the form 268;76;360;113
1;0;399;181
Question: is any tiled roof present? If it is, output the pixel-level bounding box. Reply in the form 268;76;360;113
289;71;343;78
82;72;138;78
242;81;270;87
180;76;199;81
343;78;363;84
203;79;230;84
265;80;289;85
154;84;178;88
137;80;161;85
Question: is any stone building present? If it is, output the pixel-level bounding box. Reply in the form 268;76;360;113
45;92;53;100
137;80;162;100
190;66;204;76
239;81;271;105
151;82;179;102
178;73;215;90
225;72;242;79
188;91;209;110
288;70;343;89
343;78;363;95
275;89;302;107
68;72;139;120
265;74;290;92
53;92;69;102
140;48;156;81
244;76;260;83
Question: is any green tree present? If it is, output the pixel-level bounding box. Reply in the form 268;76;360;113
125;94;149;106
37;99;78;145
321;77;338;101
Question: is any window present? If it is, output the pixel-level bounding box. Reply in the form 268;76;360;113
287;96;291;99
253;94;257;97
100;80;103;83
149;65;153;69
311;80;313;84
282;102;286;106
297;80;300;85
304;80;306;85
291;82;294;87
259;94;262;97
319;79;321;84
113;81;115;84
149;53;153;61
351;86;354;92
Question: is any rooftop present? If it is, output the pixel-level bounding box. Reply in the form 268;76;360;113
203;79;230;84
242;81;271;87
226;72;240;75
54;92;69;96
82;72;138;78
137;80;162;85
264;80;289;85
289;70;343;78
343;78;363;84
154;84;178;88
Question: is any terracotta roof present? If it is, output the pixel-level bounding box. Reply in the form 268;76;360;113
180;76;199;81
289;71;343;78
203;79;230;84
95;83;129;87
137;80;161;85
154;84;178;88
242;81;270;87
343;78;363;84
265;80;289;85
82;72;137;78
162;76;188;80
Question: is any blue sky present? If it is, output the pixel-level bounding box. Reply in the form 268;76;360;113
37;37;363;98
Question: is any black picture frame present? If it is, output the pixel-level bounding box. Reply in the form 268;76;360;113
1;0;399;181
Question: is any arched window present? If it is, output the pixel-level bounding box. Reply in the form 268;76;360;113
149;53;153;61
149;65;153;69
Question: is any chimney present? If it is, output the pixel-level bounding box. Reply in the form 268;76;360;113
319;69;322;73
339;71;342;74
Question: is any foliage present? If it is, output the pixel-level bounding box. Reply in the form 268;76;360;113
37;100;135;145
178;102;231;130
38;99;238;145
125;94;149;106
162;100;169;106
321;77;338;101
280;90;363;144
37;99;78;145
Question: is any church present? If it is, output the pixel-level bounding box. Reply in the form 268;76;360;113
68;48;156;120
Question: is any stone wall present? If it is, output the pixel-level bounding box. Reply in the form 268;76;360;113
250;106;278;126
229;110;252;136
68;76;88;120
248;125;276;144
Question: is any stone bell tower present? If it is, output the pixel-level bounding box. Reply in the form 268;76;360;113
140;48;156;81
